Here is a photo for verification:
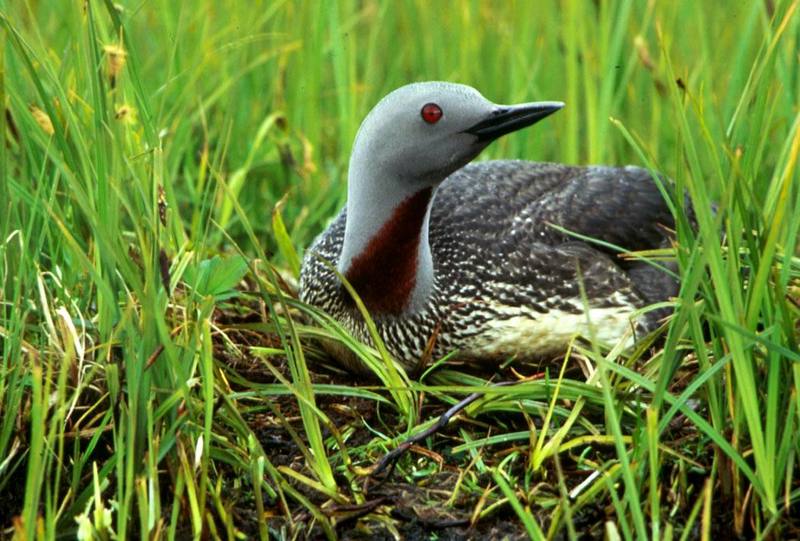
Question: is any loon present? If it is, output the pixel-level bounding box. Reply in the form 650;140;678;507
300;82;678;373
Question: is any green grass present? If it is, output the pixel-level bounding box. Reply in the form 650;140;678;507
1;0;799;539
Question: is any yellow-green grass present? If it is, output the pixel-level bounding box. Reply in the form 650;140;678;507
0;1;798;539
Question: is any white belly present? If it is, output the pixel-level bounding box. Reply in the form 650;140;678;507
467;303;637;358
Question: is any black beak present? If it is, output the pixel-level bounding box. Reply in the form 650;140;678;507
464;101;564;142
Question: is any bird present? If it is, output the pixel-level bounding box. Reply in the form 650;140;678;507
300;82;679;374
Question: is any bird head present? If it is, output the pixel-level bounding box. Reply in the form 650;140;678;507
350;81;564;187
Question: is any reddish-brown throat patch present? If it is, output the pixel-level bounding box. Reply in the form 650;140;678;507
344;188;433;315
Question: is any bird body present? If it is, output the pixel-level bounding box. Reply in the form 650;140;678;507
300;83;677;373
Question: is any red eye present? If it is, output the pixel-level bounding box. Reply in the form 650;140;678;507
421;103;443;124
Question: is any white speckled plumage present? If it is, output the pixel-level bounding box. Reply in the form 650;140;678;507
300;83;679;373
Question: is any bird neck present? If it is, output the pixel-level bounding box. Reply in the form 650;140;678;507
338;166;436;317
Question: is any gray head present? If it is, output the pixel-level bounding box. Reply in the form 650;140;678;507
338;82;563;299
349;81;564;187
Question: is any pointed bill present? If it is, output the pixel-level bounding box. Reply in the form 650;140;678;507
464;101;564;142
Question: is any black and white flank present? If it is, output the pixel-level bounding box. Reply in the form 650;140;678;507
300;82;678;373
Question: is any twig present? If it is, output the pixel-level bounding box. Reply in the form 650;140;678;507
368;381;516;486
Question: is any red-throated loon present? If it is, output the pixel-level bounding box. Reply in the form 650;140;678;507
300;82;677;373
